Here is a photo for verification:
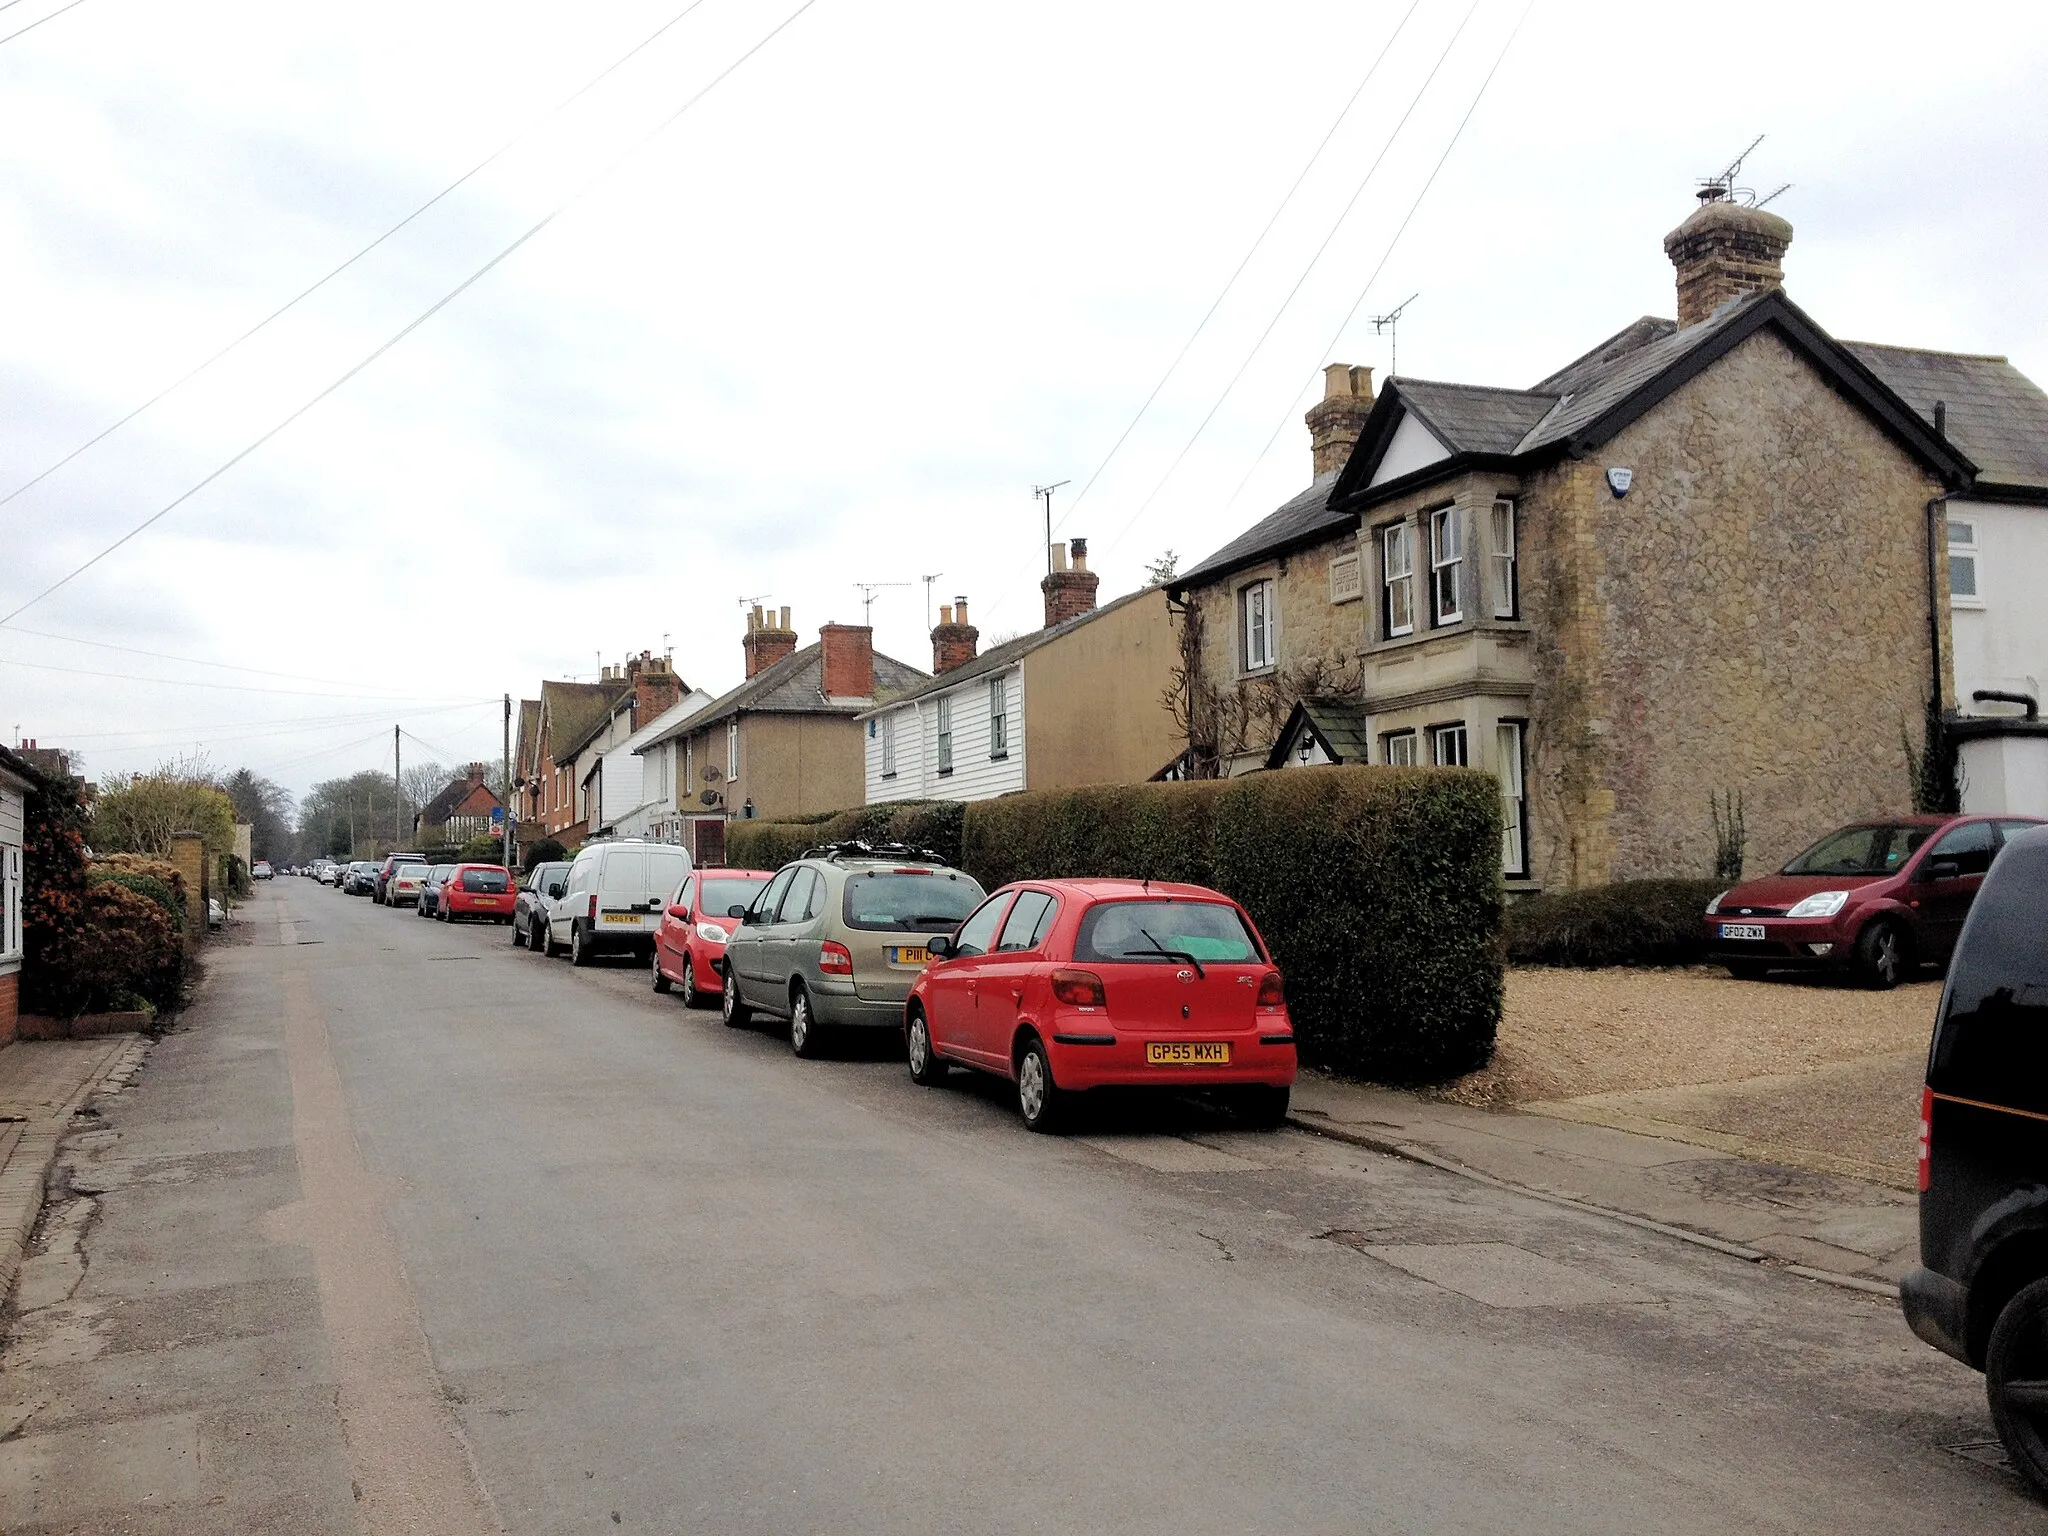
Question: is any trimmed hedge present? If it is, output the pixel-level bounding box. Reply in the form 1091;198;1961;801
89;868;184;932
728;801;966;873
1502;878;1725;968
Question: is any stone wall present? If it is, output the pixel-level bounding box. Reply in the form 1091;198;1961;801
1520;327;1948;885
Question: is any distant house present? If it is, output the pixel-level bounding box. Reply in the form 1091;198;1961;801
417;765;504;848
522;678;628;843
858;551;1181;804
1;744;43;1048
635;607;927;865
551;653;700;845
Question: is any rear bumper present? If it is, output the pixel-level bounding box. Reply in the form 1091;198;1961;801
1901;1265;1971;1366
1046;1031;1297;1091
810;985;905;1029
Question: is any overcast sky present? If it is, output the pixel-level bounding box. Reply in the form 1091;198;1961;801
3;0;2045;803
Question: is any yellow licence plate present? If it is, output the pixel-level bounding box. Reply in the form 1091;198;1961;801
888;946;929;966
1146;1041;1231;1065
602;913;642;925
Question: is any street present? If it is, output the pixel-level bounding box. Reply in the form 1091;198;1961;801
1;881;2035;1533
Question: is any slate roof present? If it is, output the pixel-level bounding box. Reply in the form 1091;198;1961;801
857;587;1161;715
639;642;930;748
1845;342;2048;498
1264;699;1372;769
1530;316;1678;397
1174;471;1343;588
541;679;627;768
1395;379;1559;456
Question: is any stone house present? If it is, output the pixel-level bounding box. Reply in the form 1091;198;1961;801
0;744;37;1048
1170;193;1982;889
634;609;927;865
857;543;1182;803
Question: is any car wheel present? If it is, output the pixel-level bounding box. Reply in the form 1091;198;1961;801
1015;1036;1067;1134
789;987;825;1059
570;923;591;967
1232;1084;1291;1130
721;966;751;1028
512;915;526;947
542;920;562;958
679;956;699;1008
1724;960;1771;981
906;1009;946;1086
651;948;672;994
1987;1275;2048;1497
1855;918;1907;990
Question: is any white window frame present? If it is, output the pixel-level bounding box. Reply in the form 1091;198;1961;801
1431;723;1469;767
988;676;1008;759
1430;505;1464;626
1;841;21;964
936;697;955;775
1383;731;1418;767
1490;498;1518;619
1948;515;1983;607
1496;721;1527;876
726;720;739;780
1329;550;1363;605
880;713;898;778
1382;522;1414;638
1241;580;1276;672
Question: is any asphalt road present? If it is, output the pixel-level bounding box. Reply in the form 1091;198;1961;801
4;880;2037;1533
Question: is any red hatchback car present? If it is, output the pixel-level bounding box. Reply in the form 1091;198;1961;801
1704;813;2044;987
652;867;774;1005
438;863;517;923
905;879;1297;1132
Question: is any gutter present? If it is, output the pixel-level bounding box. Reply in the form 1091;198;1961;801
1926;494;1947;715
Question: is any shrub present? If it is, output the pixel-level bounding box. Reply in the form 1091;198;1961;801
728;801;966;872
1502;878;1726;968
31;882;183;1018
89;868;185;932
523;838;568;871
459;835;507;864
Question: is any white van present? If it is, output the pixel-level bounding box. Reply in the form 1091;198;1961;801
545;839;693;967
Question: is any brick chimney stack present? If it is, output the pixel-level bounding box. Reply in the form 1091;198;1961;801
743;605;798;678
819;623;876;700
1664;189;1793;328
931;596;980;674
628;650;681;723
1305;363;1375;477
1040;539;1100;629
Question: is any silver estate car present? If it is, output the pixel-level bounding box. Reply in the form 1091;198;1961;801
719;844;984;1058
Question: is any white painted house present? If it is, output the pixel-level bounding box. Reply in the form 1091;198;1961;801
1;744;39;1046
609;688;713;841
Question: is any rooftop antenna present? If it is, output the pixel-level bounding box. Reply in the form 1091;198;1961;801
921;572;944;630
1754;182;1792;210
1371;293;1418;378
1033;481;1071;574
1696;134;1767;205
851;580;910;625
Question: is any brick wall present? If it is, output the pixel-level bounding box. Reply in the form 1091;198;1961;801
0;971;17;1049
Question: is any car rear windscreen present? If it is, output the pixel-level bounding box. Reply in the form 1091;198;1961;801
701;877;769;915
461;869;510;893
843;871;984;932
1075;900;1261;964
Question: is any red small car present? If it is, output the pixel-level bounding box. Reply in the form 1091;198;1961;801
906;879;1296;1132
652;867;775;1005
439;863;517;923
1705;813;2044;987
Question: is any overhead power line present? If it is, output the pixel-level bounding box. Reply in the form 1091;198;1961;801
0;0;87;49
0;650;495;700
1214;0;1540;520
0;0;719;515
0;620;489;694
1100;0;1487;557
0;0;827;629
1046;0;1425;539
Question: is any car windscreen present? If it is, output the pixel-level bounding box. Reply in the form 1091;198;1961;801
527;862;567;888
842;870;984;932
460;868;510;893
700;877;769;915
1074;900;1262;964
1781;823;1935;876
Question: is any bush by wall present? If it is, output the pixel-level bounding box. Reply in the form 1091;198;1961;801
522;838;568;871
1502;878;1725;968
89;866;185;932
728;801;966;873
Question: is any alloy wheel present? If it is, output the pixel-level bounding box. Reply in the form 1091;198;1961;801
789;992;816;1057
907;1017;930;1075
1017;1049;1048;1122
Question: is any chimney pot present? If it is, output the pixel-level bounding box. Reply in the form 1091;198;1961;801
939;604;954;625
1070;538;1089;572
1050;542;1069;573
1664;198;1793;328
954;596;968;624
930;598;980;674
1040;541;1100;629
743;605;798;678
1305;363;1376;477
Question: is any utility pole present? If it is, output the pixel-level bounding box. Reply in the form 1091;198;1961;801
502;693;513;870
393;725;402;852
1034;481;1071;574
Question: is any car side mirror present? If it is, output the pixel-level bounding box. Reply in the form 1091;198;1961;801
1927;858;1961;881
728;903;749;920
546;882;564;900
925;934;953;960
667;904;690;920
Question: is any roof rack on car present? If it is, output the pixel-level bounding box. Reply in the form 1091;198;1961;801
800;840;948;864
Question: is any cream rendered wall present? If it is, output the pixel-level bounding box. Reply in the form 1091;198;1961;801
1949;499;2048;711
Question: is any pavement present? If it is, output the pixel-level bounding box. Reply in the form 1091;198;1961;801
0;881;2033;1533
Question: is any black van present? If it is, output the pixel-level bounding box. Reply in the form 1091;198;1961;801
1904;822;2048;1494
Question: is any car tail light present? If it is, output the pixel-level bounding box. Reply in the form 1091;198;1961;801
587;893;600;921
1051;969;1106;1008
819;941;854;976
1917;1085;1933;1192
1257;971;1286;1007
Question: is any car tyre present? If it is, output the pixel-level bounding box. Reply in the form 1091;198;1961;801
789;987;825;1059
1855;918;1908;990
542;920;562;958
679;956;699;1008
906;1009;946;1086
570;922;591;967
512;917;525;948
1233;1085;1291;1130
651;949;672;994
1015;1036;1067;1134
721;966;751;1028
1986;1275;2048;1497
